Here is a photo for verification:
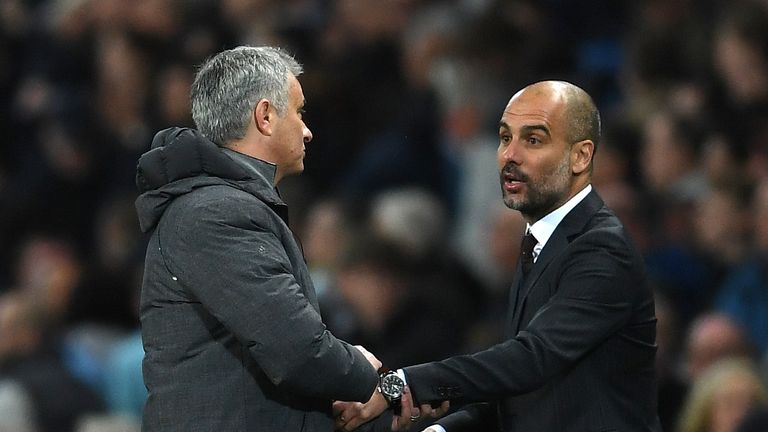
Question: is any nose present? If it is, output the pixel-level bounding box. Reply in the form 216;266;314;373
499;140;520;165
303;125;313;143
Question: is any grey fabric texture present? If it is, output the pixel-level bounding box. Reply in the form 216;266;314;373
136;128;378;431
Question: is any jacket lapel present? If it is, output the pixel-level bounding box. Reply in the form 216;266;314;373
509;190;605;332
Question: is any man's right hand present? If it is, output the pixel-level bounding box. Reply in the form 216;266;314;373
333;386;389;431
354;345;382;371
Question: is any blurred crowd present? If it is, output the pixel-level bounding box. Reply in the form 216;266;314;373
1;0;768;431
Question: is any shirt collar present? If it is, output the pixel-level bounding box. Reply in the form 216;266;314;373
528;184;592;249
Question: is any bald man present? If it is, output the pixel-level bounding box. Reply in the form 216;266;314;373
336;81;662;432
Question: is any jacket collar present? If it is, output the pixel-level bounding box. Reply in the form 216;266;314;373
135;127;288;232
221;147;278;189
528;185;593;256
509;190;605;331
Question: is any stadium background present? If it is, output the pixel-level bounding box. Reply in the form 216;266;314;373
1;0;768;431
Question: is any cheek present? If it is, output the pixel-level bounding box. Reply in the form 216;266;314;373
528;156;553;179
496;149;507;169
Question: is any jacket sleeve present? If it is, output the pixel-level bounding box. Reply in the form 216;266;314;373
162;192;378;402
433;403;498;431
404;227;641;403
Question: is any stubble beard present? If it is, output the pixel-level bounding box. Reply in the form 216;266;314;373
501;153;572;221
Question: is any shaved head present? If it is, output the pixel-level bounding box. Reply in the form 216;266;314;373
521;81;601;150
498;80;601;221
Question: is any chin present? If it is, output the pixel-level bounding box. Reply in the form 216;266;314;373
502;194;523;210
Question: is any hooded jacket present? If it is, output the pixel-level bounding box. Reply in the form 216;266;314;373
135;127;378;431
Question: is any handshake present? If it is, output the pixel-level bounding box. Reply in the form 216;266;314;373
333;346;450;432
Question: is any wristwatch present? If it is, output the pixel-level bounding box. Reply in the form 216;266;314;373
378;370;405;410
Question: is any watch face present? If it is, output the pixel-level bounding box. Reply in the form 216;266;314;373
381;373;404;399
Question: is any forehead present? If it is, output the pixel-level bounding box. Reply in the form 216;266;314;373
500;86;567;129
287;74;304;102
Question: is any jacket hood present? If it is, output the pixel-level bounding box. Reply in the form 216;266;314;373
134;127;284;233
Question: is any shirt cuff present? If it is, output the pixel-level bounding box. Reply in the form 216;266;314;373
396;368;407;385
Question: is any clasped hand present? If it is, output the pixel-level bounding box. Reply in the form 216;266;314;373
339;346;449;431
333;385;449;431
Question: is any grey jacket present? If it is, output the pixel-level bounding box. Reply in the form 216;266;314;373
135;128;378;431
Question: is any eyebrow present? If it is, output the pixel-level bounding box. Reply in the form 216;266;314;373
498;121;551;137
521;124;551;137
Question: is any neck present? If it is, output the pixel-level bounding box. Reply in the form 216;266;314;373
225;138;258;159
524;180;590;225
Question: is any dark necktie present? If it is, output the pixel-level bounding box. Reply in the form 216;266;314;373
520;231;537;277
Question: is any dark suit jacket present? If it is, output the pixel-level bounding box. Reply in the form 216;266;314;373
404;190;662;431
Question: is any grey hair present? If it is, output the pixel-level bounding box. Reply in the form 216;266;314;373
190;46;303;146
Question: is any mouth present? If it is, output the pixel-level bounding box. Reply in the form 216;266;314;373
501;168;526;192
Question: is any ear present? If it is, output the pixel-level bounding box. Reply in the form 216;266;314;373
253;98;274;136
571;139;594;175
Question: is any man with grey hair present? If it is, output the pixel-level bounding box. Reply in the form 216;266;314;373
135;46;417;431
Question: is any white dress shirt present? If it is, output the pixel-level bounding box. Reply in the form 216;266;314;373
527;184;592;262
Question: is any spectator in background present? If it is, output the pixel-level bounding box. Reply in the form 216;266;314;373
4;0;768;429
301;197;353;303
684;313;753;382
715;179;768;356
691;183;752;281
592;123;651;254
7;235;127;399
621;0;711;128
640;110;716;326
676;358;768;432
639;109;707;203
460;204;526;354
700;133;748;188
0;292;104;432
368;188;487;336
69;195;144;330
9;236;83;327
327;235;465;369
151;63;194;130
711;0;768;182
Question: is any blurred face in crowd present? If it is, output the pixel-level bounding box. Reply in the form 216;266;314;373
268;74;313;181
640;112;693;193
693;188;747;260
497;82;592;223
686;314;749;380
714;29;768;104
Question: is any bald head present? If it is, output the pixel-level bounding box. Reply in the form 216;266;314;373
518;81;601;151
